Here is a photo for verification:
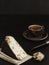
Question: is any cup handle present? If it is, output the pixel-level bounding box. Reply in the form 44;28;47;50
41;26;45;34
42;26;45;30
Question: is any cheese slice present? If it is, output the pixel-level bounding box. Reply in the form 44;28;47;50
5;36;29;60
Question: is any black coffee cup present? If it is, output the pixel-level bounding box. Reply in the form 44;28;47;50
28;25;45;37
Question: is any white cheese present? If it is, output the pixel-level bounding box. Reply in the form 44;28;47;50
5;36;28;60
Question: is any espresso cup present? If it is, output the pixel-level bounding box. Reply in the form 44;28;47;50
28;25;45;37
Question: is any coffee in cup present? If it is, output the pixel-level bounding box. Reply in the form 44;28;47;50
28;25;45;37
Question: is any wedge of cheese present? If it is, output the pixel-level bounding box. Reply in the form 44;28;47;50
5;36;32;61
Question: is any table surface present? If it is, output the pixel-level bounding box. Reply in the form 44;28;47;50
0;15;49;65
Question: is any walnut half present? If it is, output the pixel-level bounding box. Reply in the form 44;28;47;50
33;52;45;61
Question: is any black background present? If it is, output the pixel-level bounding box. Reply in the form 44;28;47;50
0;15;49;65
0;0;49;14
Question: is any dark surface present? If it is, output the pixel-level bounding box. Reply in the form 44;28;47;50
0;15;49;65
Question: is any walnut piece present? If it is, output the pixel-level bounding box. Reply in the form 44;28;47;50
33;52;45;61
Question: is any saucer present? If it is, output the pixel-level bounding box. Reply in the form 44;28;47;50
23;30;48;41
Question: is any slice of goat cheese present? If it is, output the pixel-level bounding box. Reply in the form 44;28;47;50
5;36;28;60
